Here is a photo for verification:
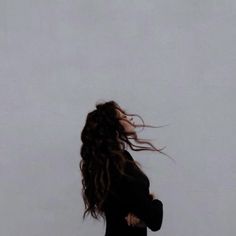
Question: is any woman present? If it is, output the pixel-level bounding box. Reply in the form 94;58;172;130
80;100;169;236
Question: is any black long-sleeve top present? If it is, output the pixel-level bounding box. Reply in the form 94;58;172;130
103;150;163;236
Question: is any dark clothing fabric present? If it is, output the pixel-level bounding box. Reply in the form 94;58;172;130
104;150;163;236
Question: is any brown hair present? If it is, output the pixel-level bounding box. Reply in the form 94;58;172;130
79;100;172;223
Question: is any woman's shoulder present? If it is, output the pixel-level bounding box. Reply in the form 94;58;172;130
122;150;150;188
122;149;134;161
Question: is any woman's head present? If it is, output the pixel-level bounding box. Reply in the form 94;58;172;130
79;100;170;222
116;107;136;134
81;101;137;152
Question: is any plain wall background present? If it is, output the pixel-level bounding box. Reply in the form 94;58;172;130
1;1;235;235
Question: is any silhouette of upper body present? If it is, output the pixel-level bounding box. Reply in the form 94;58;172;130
104;150;163;236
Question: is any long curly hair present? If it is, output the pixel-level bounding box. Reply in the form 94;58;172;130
79;100;171;223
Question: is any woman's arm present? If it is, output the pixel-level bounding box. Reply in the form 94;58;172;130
125;192;157;228
115;177;163;232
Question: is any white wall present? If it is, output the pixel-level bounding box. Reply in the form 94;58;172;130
1;1;235;235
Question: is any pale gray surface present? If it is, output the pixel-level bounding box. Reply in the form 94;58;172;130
1;1;236;236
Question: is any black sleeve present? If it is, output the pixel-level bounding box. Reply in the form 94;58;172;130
115;175;163;231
